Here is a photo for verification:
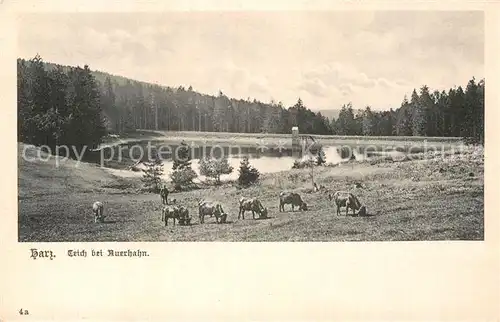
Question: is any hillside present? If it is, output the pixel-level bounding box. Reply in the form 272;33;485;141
44;62;158;90
19;56;484;145
31;59;333;135
18;144;139;200
45;61;337;126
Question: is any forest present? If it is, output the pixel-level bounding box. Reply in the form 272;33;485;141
17;55;485;155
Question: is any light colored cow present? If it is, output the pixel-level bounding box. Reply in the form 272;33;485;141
238;197;268;220
330;191;366;216
161;205;190;226
92;201;104;223
198;200;227;224
279;191;308;212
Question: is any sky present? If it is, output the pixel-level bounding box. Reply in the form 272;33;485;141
17;11;484;111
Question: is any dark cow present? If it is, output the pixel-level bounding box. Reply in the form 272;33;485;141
92;201;104;223
279;191;307;212
330;191;366;216
198;200;227;224
238;197;268;220
159;185;169;205
161;205;190;226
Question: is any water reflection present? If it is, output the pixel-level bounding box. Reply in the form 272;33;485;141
103;139;451;182
128;146;405;182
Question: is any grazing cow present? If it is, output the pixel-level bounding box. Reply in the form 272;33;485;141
238;197;268;220
159;185;169;205
92;201;104;223
197;199;213;217
176;206;191;225
198;200;227;224
279;191;308;212
330;191;366;216
161;205;190;226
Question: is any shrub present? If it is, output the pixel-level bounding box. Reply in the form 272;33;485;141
199;157;234;185
316;147;326;165
238;157;260;186
170;167;198;191
292;158;315;169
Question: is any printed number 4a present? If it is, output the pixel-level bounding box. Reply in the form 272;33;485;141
19;308;29;315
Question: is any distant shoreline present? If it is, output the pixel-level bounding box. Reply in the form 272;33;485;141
101;129;464;149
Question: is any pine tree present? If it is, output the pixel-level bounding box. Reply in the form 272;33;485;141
362;106;375;136
410;89;426;136
170;140;197;190
141;156;164;193
477;79;485;144
419;85;435;136
100;76;117;132
316;146;326;166
172;141;192;170
237;156;260;186
396;95;412;136
464;77;483;143
449;86;466;137
17;56;106;157
170;167;198;191
17;59;33;143
336;103;356;135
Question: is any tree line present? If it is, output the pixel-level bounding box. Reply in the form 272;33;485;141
95;73;332;136
17;56;485;154
96;67;485;144
333;80;484;144
18;55;106;155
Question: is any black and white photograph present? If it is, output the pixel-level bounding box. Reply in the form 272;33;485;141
17;10;484;242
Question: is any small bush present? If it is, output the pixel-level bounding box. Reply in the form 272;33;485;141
199;157;234;185
292;158;315;169
238;157;260;187
170;167;198;191
316;147;326;165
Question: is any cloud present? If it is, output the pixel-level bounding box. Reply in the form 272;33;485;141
296;61;419;110
204;62;271;100
298;62;410;99
17;12;484;111
339;84;353;96
302;62;378;89
298;77;329;97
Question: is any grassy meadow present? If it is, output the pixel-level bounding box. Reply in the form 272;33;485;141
18;132;484;242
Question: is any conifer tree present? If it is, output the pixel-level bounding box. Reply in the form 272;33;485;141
141;156;164;193
316;146;326;166
237;156;260;186
170;140;197;190
172;141;192;170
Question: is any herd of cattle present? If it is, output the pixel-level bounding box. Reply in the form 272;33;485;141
92;185;367;226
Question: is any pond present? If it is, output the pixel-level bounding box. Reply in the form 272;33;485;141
101;139;451;182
